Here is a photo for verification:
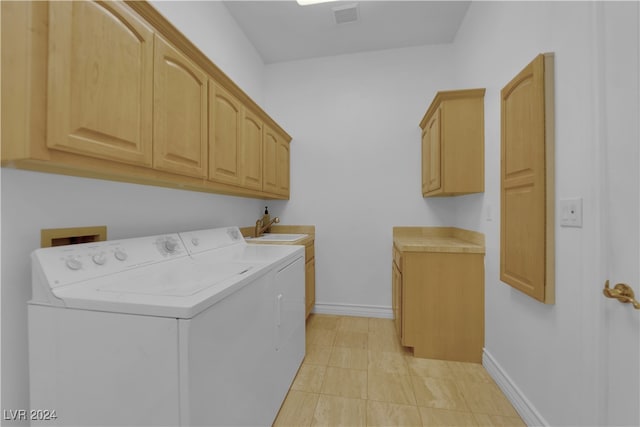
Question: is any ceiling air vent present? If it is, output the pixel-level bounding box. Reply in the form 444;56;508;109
332;3;359;25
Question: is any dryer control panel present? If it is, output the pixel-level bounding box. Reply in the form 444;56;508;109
32;234;187;289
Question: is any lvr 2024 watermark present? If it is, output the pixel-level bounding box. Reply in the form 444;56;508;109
3;409;58;421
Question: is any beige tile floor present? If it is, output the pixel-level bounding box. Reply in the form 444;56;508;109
273;314;526;427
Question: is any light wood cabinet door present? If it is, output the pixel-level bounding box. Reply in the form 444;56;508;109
276;139;290;197
263;125;278;194
392;261;403;341
305;259;315;318
422;108;442;194
402;251;484;363
241;109;263;191
47;1;153;166
209;81;242;185
153;35;207;178
262;124;290;197
501;53;555;304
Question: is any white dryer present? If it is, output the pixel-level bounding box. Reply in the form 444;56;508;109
28;226;305;426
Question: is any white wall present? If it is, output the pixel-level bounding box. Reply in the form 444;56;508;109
451;2;634;425
264;45;459;315
0;2;266;421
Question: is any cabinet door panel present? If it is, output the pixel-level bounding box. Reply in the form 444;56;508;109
263;126;278;194
500;53;554;304
153;36;207;178
276;139;290;197
392;262;403;341
305;260;315;318
47;1;153;165
209;82;242;185
425;108;442;194
241;110;263;190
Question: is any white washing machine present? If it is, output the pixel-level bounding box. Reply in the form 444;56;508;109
28;226;305;426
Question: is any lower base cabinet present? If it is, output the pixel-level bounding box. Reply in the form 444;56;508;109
393;227;485;363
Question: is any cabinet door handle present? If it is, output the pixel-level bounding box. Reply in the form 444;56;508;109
603;280;640;309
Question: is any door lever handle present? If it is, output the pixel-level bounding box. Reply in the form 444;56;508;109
603;280;640;309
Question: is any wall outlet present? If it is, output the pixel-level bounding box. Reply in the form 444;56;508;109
560;198;583;227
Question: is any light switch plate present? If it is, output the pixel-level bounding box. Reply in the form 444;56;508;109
560;198;583;227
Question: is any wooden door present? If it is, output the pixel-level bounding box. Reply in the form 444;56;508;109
500;54;555;304
597;3;640;425
209;81;242;186
47;1;153;166
423;108;442;194
263;125;278;194
241;109;263;190
153;35;207;178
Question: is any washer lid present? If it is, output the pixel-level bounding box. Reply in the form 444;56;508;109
94;261;258;297
49;257;270;318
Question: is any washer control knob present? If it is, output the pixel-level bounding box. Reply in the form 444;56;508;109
164;238;179;253
92;253;107;265
65;258;82;271
114;249;128;261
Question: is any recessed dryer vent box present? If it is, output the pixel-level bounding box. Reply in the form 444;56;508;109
41;226;107;248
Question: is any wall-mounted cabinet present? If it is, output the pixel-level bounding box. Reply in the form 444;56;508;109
419;89;485;197
1;0;291;200
501;53;555;304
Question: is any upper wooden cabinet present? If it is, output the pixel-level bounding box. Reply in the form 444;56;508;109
419;89;485;197
501;53;555;304
153;35;208;178
47;1;154;166
209;81;242;185
1;1;292;200
263;124;290;198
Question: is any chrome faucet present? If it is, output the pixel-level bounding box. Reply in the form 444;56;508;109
255;216;280;237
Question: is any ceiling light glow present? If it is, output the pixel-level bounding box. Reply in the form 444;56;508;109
296;0;338;6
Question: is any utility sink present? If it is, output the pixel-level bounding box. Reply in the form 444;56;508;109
247;233;308;242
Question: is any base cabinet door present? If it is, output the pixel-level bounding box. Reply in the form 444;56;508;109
393;246;484;363
392;262;403;342
47;0;153;166
402;252;484;362
153;35;207;178
305;259;315;318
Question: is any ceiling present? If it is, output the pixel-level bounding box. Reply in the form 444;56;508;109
222;1;471;64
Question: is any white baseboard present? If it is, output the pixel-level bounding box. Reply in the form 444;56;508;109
312;302;393;319
483;349;549;427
